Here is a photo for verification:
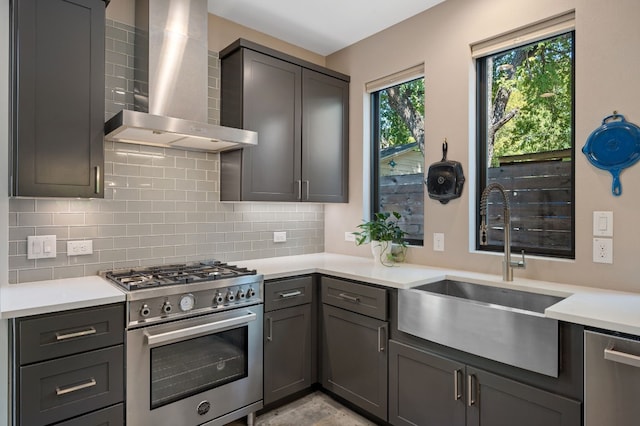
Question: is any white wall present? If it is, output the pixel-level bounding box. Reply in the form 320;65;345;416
325;0;640;292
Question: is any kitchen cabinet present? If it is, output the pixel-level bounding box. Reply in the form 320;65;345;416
321;277;388;421
389;340;581;426
220;39;349;203
263;276;316;405
12;303;124;426
11;0;105;198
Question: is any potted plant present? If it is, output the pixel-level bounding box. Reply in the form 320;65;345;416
354;211;408;266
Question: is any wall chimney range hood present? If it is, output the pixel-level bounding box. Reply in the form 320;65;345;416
104;0;257;151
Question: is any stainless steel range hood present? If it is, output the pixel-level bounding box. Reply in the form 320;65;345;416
104;0;256;151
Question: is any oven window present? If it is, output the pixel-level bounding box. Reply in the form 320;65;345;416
150;326;249;409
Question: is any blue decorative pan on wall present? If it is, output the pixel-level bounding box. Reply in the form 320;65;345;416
582;113;640;196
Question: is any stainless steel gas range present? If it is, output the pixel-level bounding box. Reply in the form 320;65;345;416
105;261;264;426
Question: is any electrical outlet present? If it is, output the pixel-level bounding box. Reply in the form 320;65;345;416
345;232;356;242
67;240;93;256
273;231;287;243
593;238;613;264
433;233;445;252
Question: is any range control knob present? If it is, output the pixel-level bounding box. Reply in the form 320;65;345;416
247;287;256;298
226;290;236;303
237;289;246;300
214;292;224;305
140;304;151;317
161;301;173;314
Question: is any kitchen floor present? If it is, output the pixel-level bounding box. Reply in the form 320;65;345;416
226;392;377;426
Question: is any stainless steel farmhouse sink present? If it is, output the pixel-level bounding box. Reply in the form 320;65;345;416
398;280;565;377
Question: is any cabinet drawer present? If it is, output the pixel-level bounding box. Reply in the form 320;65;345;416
265;276;313;312
321;276;387;320
54;403;123;426
17;303;124;365
20;345;124;426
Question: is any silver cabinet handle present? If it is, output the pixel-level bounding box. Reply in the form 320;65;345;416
605;344;640;368
55;327;97;341
95;166;101;194
304;180;310;201
296;180;302;200
454;369;462;400
467;374;476;406
377;324;387;352
280;290;302;298
267;316;273;342
338;293;360;303
146;311;256;347
56;378;96;396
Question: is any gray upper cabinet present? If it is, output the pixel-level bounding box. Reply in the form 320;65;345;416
220;39;349;203
11;0;105;198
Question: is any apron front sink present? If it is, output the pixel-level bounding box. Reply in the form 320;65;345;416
398;280;565;377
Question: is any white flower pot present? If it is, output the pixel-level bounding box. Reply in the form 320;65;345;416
371;240;393;266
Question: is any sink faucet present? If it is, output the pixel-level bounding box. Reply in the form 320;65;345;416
479;182;526;281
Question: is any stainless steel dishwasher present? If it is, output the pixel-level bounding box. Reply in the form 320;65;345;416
585;329;640;425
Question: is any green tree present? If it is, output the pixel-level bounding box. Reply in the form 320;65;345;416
379;78;425;154
488;34;573;166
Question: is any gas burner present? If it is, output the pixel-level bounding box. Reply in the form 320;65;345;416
104;261;257;291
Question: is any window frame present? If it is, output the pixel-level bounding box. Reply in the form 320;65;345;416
475;30;576;259
370;77;425;247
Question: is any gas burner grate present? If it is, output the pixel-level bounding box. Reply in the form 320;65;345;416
104;260;257;291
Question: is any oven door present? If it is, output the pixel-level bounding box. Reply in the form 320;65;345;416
126;307;263;426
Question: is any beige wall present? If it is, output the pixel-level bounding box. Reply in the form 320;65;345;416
325;0;640;293
105;0;324;65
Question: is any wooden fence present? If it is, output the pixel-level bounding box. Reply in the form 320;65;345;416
486;160;572;251
379;173;424;241
378;159;572;251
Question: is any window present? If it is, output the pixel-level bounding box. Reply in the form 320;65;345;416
476;28;575;258
370;70;425;245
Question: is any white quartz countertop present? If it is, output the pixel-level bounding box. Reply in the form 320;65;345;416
235;253;640;336
0;276;125;319
2;253;639;336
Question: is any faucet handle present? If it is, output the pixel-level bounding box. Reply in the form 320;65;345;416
511;250;526;269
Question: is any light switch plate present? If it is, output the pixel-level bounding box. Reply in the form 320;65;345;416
593;211;613;237
433;233;445;252
27;235;57;259
273;231;287;243
345;232;356;242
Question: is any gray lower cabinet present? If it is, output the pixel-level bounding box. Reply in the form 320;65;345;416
389;340;465;426
389;340;581;426
321;276;388;421
13;303;124;426
263;276;315;405
11;0;106;197
220;39;349;203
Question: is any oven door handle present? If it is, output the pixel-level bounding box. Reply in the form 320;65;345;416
145;311;257;347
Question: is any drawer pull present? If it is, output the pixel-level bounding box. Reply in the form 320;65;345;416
338;293;360;303
55;327;97;341
453;369;462;400
467;374;477;406
56;378;97;396
280;290;302;298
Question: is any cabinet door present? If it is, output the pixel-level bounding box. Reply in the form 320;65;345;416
322;304;387;421
224;49;302;201
264;304;313;405
389;340;465;426
467;367;581;426
301;69;349;202
19;345;123;426
12;0;105;197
